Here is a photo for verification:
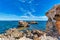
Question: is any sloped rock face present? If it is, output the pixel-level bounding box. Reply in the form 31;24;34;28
18;21;29;28
46;4;60;36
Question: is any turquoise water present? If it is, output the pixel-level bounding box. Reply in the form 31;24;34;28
0;21;47;34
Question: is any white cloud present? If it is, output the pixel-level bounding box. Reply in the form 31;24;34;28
20;11;48;21
0;13;48;21
25;11;35;17
20;16;29;18
0;13;20;20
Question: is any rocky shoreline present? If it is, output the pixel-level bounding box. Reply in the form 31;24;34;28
1;4;60;40
0;28;58;40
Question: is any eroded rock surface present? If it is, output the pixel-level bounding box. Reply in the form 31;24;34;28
46;4;60;37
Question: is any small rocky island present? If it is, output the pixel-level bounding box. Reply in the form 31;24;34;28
17;21;29;30
0;4;60;40
29;21;38;24
17;21;38;30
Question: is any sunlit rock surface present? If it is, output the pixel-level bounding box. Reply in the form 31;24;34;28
0;28;58;40
1;4;60;40
18;21;29;28
46;4;60;37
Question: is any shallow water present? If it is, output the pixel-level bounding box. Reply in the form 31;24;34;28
0;21;47;33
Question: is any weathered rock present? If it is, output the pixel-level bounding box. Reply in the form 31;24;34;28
54;14;60;35
33;34;40;40
0;29;59;40
18;21;29;27
46;4;60;36
29;21;38;24
6;28;24;39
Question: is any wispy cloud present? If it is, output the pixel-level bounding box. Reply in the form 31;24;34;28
19;0;33;3
0;13;20;20
24;11;35;17
28;0;33;4
0;12;48;21
20;16;48;21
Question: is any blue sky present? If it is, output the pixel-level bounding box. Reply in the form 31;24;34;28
0;0;60;20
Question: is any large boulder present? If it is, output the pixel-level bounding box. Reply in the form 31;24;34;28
46;4;60;36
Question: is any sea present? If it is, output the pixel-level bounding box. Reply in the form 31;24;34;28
0;21;47;34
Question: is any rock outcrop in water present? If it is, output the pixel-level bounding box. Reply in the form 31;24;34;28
1;4;60;40
29;21;38;24
46;4;60;36
17;21;38;30
18;21;29;28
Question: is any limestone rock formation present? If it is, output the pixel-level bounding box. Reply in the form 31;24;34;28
0;28;58;40
46;4;60;36
18;21;29;27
